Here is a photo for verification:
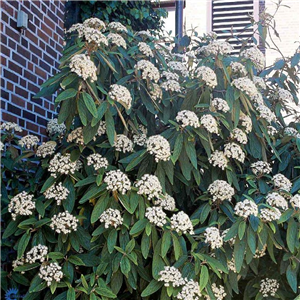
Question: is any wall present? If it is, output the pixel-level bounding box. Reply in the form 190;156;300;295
0;0;65;141
265;0;300;66
162;0;209;36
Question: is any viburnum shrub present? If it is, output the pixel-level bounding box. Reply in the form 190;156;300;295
1;14;300;300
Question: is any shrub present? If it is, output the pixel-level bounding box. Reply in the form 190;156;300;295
1;11;300;300
65;1;168;33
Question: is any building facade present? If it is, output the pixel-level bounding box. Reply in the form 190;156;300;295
163;0;300;63
0;0;65;141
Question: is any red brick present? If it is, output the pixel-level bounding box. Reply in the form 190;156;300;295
5;27;20;42
7;82;14;92
35;67;47;79
12;52;27;67
2;112;18;123
40;127;47;136
1;56;6;67
34;105;46;116
27;122;38;132
41;23;52;36
37;29;49;43
44;16;55;29
25;31;38;45
9;61;22;75
11;95;26;108
15;86;28;98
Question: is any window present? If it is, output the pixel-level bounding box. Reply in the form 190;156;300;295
211;0;257;53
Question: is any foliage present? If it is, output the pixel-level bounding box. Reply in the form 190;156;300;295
65;1;168;33
1;5;300;300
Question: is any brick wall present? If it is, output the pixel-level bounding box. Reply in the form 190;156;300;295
0;0;65;141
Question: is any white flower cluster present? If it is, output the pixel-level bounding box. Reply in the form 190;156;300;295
50;211;78;234
267;125;277;136
48;153;81;178
253;76;266;90
170;211;194;235
87;153;108;170
145;207;167;227
230;128;248;144
251;161;272;176
69;54;97;82
256;105;276;123
208;283;227;300
107;33;126;48
36;141;56;158
8;191;35;220
266;192;288;210
259;278;279;298
0;122;23;132
251;93;263;105
162;71;179;81
67;127;84;145
224;142;245;163
83;18;106;30
83;27;108;47
158;266;185;287
272;174;292;192
155;194;176;211
232;77;258;98
161;79;181;92
260;207;281;222
208;151;228;170
136;30;153;39
44;182;70;205
18;135;39;149
284;127;300;139
12;257;25;271
0;141;4;152
195;66;217;88
135;174;162;200
240;114;252;133
290;194;300;208
135;60;160;82
227;256;237;273
278;88;293;102
204;227;223;249
241;46;265;71
176;110;200;128
47;118;66;136
114;134;134;153
200;114;219;135
201;40;233;56
99;208;123;228
108;21;127;33
251;93;264;106
230;62;247;76
108;84;132;110
39;262;63;286
133;125;147;146
149;83;163;101
25;245;48;264
138;42;153;57
104;170;131;194
146;135;171;162
221;228;236;245
168;61;189;77
208;180;234;202
234;200;258;218
254;244;267;258
97;120;107;136
177;280;201;300
211;98;230;113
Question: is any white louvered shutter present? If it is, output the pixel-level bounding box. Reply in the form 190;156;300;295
212;0;255;54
